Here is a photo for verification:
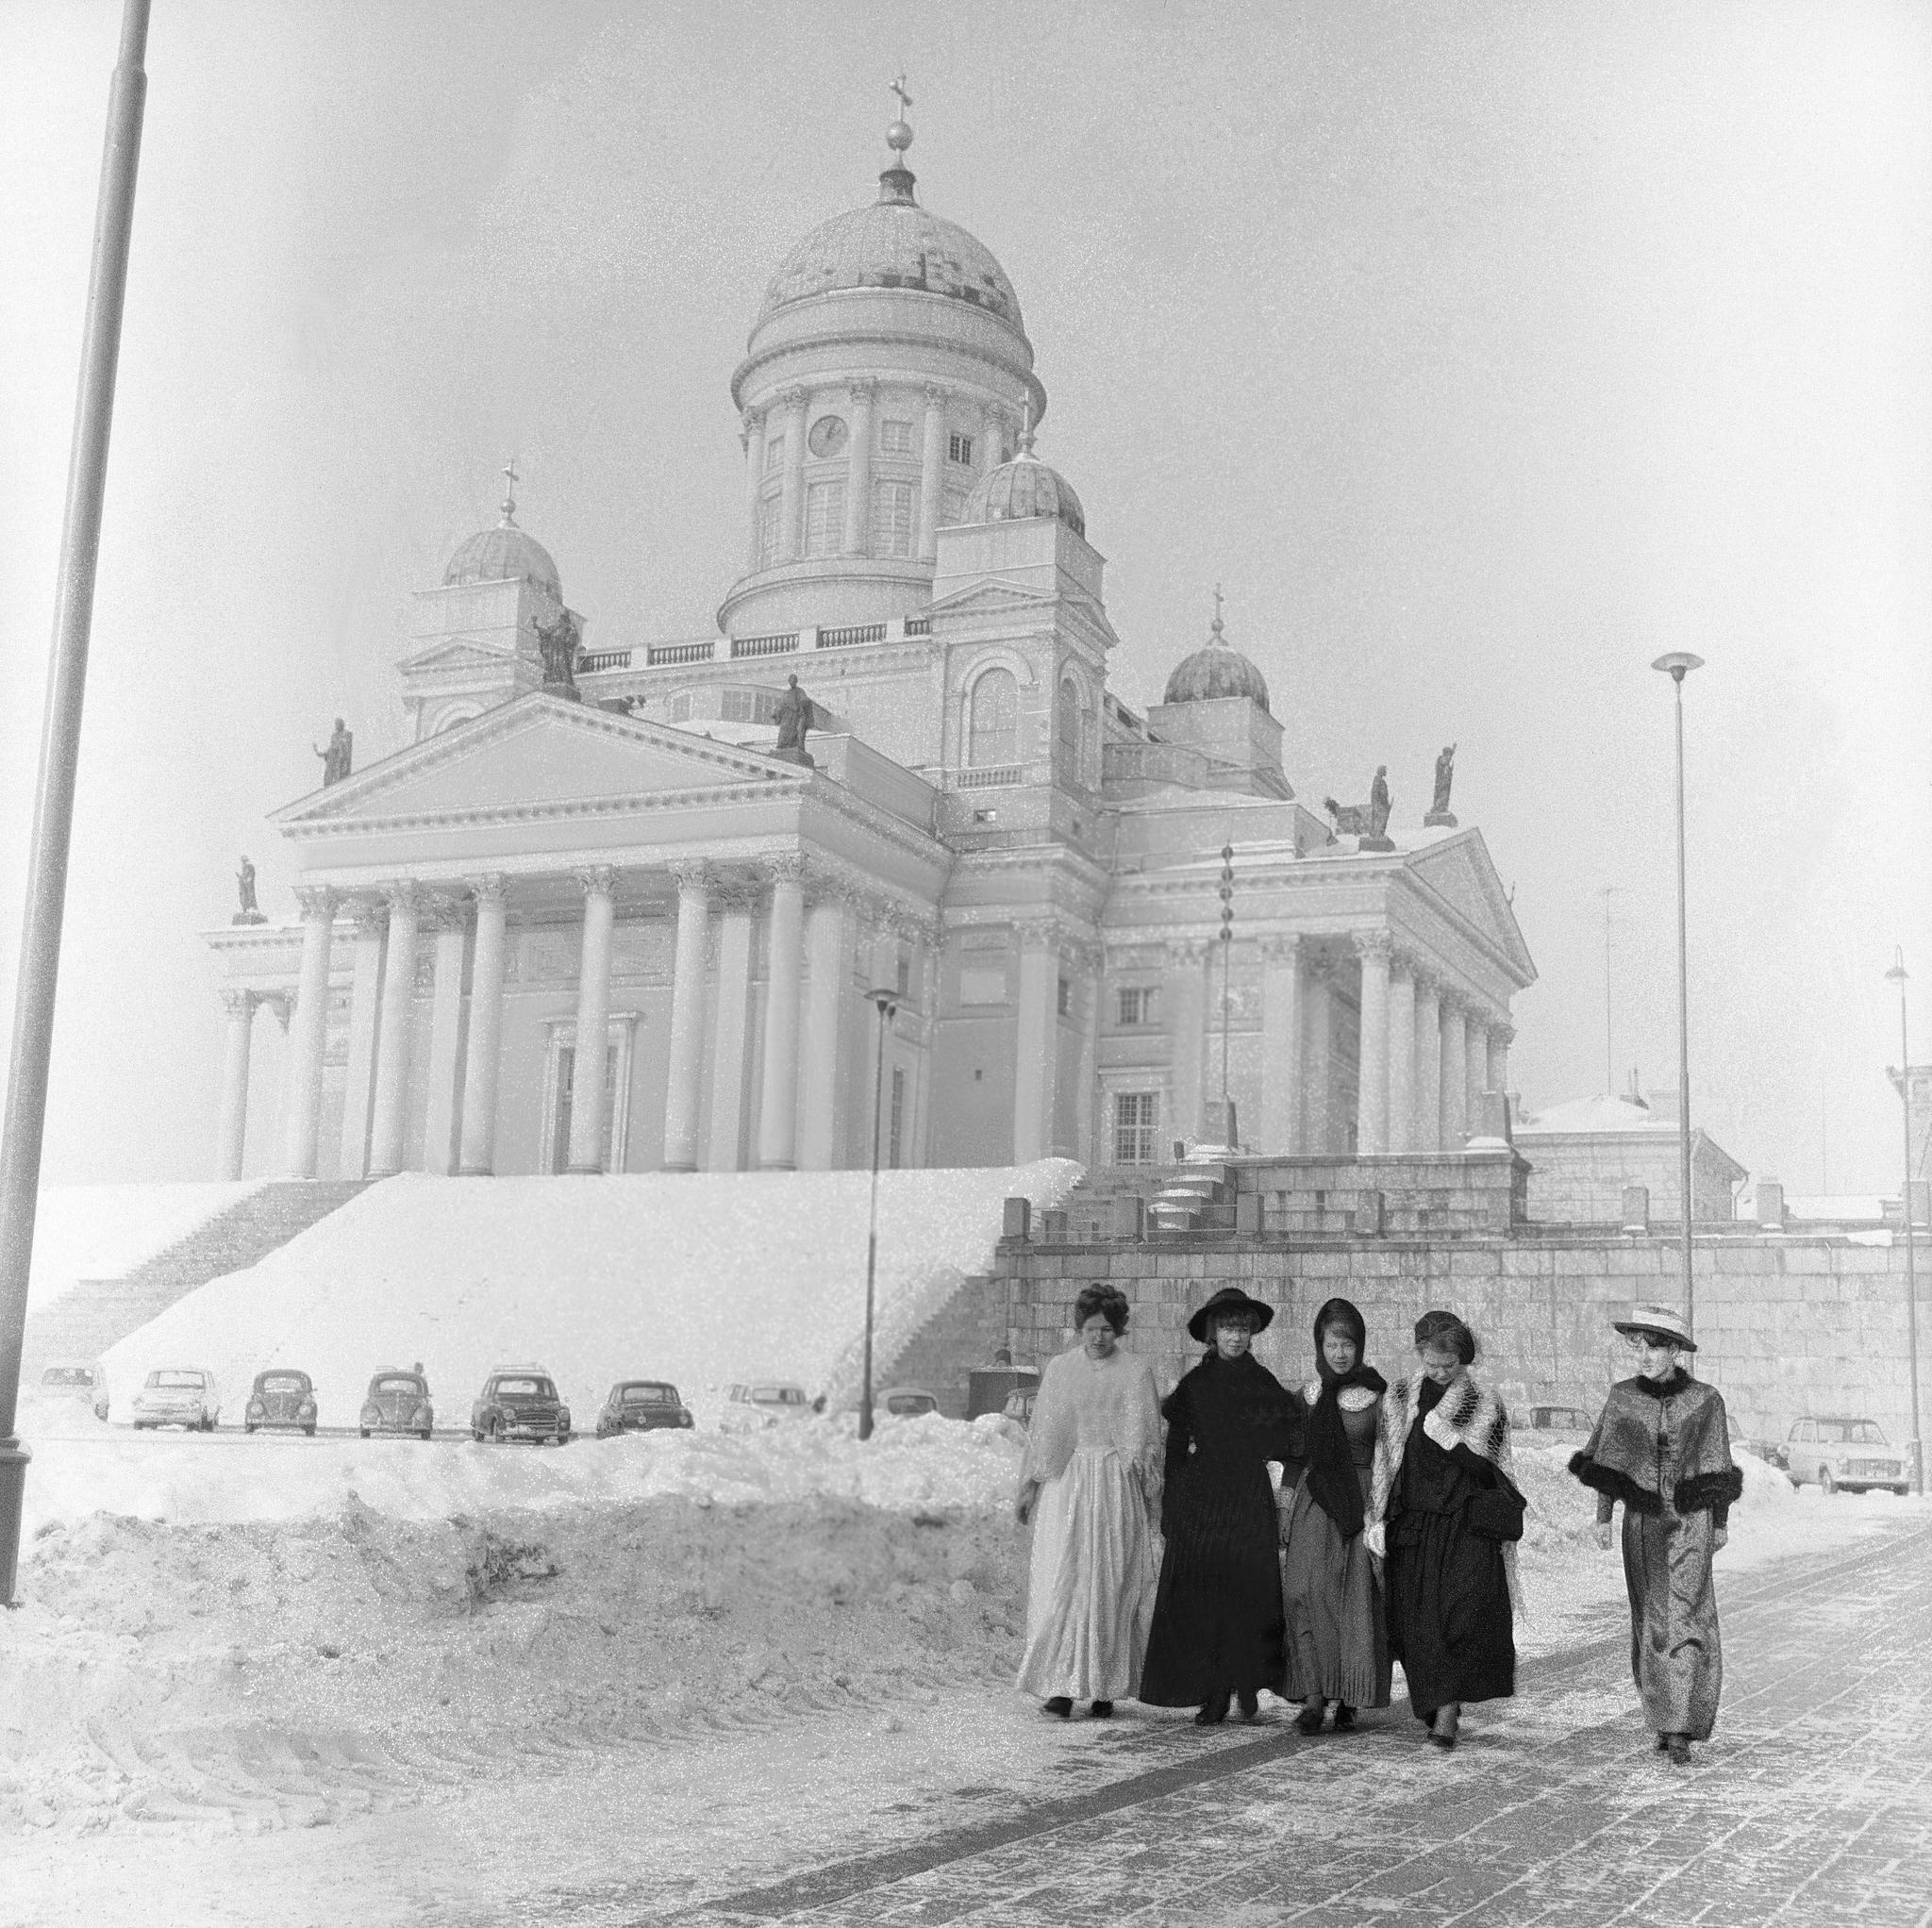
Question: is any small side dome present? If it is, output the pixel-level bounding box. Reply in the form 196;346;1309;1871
964;447;1086;538
1163;605;1270;711
444;469;560;598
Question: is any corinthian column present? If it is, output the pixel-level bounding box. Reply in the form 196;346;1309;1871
367;882;421;1178
1412;970;1443;1154
756;856;806;1170
458;876;508;1174
1464;1006;1489;1132
741;407;767;573
567;867;618;1173
708;889;756;1171
843;379;875;556
1354;931;1392;1155
798;884;850;1169
1304;958;1333;1152
1441;989;1470;1147
338;905;385;1177
422;898;469;1175
917;384;948;562
1387;952;1417;1156
661;862;711;1172
778;387;808;563
280;887;337;1178
1487;1022;1514;1107
1258;935;1304;1154
216;990;255;1180
1013;919;1062;1163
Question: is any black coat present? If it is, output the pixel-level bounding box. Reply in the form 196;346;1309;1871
1139;1351;1303;1705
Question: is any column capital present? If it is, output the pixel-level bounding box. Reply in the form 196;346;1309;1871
292;884;338;921
468;872;508;908
1388;947;1417;984
347;896;388;937
922;382;949;409
741;406;763;437
1164;936;1213;968
262;991;291;1032
219;988;256;1018
764;852;808;889
846;377;877;403
1410;964;1442;1001
383;879;422;917
1014;915;1063;952
1353;928;1394;963
418;890;468;935
1490;1021;1516;1047
668;858;713;892
574;863;618;899
780;384;810;414
1439;984;1472;1018
1258;932;1305;966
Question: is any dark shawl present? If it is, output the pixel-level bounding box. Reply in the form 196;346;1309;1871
1306;1298;1387;1539
1570;1371;1742;1525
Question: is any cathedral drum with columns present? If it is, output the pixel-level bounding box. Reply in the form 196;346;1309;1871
205;110;1534;1183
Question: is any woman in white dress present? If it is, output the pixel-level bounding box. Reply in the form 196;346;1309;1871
1014;1283;1163;1718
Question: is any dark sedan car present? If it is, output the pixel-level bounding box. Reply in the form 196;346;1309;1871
471;1368;572;1445
359;1371;435;1439
594;1379;694;1438
245;1369;318;1436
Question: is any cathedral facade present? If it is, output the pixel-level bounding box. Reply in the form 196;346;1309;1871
206;118;1535;1183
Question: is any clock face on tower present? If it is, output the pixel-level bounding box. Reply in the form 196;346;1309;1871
808;415;849;458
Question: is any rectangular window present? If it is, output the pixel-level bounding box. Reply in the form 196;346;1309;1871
1057;976;1071;1018
880;418;914;455
764;436;785;473
895;948;911;1001
871;478;915;557
1117;986;1158;1026
1113;1092;1158;1166
757;494;780;568
888;1067;907;1169
948;431;974;465
804;479;845;557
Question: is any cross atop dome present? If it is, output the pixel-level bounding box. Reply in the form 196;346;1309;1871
1211;583;1225;638
880;75;918;205
499;457;521;527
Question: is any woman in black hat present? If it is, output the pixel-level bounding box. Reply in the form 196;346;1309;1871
1139;1285;1304;1724
1569;1302;1741;1766
1367;1309;1524;1751
1279;1297;1391;1733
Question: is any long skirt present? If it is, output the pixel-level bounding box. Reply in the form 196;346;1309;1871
1016;1447;1157;1702
1385;1513;1515;1718
1623;1502;1722;1740
1281;1475;1391;1709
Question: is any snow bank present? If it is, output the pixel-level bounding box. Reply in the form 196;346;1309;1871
21;1182;263;1316
95;1163;1079;1431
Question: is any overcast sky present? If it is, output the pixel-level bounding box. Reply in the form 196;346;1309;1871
3;0;1928;1195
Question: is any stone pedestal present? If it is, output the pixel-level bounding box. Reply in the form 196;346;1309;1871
1357;837;1395;853
769;745;815;769
1424;810;1458;829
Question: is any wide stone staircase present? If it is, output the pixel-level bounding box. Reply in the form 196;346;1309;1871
877;1272;1013;1419
23;1179;377;1371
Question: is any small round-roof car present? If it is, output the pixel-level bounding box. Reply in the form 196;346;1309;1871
876;1386;941;1419
594;1379;694;1438
360;1370;434;1440
245;1368;318;1437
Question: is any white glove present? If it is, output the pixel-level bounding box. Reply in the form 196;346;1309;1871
1362;1520;1386;1559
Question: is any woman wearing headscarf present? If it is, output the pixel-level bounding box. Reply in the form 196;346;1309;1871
1014;1283;1163;1719
1568;1302;1741;1766
1140;1286;1304;1725
1365;1309;1524;1751
1279;1297;1391;1733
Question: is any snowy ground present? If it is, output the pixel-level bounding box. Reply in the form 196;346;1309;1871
18;1182;264;1318
94;1164;1080;1430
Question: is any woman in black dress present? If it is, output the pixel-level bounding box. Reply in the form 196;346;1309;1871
1140;1286;1304;1725
1366;1310;1524;1751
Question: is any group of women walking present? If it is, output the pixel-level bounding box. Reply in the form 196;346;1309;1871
1016;1283;1739;1763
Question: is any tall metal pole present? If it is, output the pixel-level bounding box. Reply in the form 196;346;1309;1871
1887;951;1922;1496
858;989;898;1443
1601;884;1618;1094
1218;843;1234;1143
1652;652;1703;1332
0;0;152;1609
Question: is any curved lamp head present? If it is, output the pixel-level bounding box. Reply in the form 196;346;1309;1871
865;988;901;1020
1886;947;1908;989
1651;651;1706;684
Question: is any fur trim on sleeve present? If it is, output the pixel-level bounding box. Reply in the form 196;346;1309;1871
1568;1452;1664;1515
1673;1464;1744;1518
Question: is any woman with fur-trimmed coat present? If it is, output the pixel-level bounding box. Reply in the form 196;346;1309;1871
1569;1302;1741;1765
1365;1310;1524;1751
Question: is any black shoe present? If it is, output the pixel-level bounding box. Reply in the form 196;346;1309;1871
1654;1733;1672;1753
1429;1704;1460;1751
1193;1694;1230;1726
1333;1704;1357;1732
1295;1703;1325;1736
1236;1688;1259;1722
1664;1733;1690;1765
1042;1696;1073;1719
1090;1701;1113;1719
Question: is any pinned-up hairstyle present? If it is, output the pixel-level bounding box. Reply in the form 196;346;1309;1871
1073;1283;1131;1336
1412;1308;1476;1365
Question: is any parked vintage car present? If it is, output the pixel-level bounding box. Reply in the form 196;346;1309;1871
38;1362;97;1396
721;1382;813;1432
471;1366;572;1445
129;1366;221;1432
244;1369;319;1436
593;1379;694;1437
1001;1387;1038;1426
359;1370;434;1440
1782;1415;1908;1496
1524;1404;1592;1437
876;1386;941;1419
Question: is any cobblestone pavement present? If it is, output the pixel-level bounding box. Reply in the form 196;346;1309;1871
636;1521;1932;1928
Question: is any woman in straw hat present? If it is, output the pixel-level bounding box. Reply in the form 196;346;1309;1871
1569;1302;1741;1765
1279;1296;1392;1733
1366;1309;1524;1752
1014;1283;1163;1720
1140;1286;1303;1725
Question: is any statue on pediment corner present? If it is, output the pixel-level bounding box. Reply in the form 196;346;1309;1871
771;673;818;768
1425;743;1458;827
535;609;582;699
1323;765;1394;849
313;718;353;786
233;855;267;925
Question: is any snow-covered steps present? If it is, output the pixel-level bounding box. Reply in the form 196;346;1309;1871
1148;1162;1236;1236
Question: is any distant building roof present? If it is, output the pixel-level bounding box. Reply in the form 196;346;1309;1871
1517;1094;1674;1135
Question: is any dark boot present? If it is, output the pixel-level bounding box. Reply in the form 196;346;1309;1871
1295;1696;1325;1736
1236;1687;1260;1722
1332;1704;1357;1732
1090;1701;1114;1719
1664;1733;1690;1765
1429;1703;1460;1750
1193;1692;1230;1726
1042;1696;1073;1719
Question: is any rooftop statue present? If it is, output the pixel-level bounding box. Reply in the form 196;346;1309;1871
535;609;582;699
1323;765;1395;851
772;673;818;767
232;855;266;926
313;718;352;787
1425;743;1458;827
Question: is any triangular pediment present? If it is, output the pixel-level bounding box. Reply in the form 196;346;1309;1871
398;636;521;675
274;693;795;827
929;579;1057;618
1405;831;1538;984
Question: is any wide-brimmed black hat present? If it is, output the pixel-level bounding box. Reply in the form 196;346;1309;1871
1187;1285;1276;1344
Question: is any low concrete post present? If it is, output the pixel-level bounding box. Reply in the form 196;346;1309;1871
1235;1191;1262;1235
1757;1179;1786;1231
1622;1185;1651;1234
1001;1196;1032;1243
1113;1194;1145;1242
1038;1207;1069;1243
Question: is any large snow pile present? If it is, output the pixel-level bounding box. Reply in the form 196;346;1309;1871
96;1163;1079;1430
16;1411;1027;1540
20;1182;263;1316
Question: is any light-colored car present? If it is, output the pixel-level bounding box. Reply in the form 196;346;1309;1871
876;1386;941;1419
37;1362;98;1398
1783;1416;1908;1496
359;1370;435;1440
130;1366;221;1432
721;1382;813;1431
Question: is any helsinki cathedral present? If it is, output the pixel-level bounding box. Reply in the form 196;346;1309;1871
207;107;1535;1184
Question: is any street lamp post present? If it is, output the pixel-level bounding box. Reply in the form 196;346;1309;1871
0;0;151;1609
857;988;900;1443
1651;651;1704;1332
1885;950;1923;1497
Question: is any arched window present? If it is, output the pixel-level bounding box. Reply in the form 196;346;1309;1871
1058;678;1080;750
968;667;1019;767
